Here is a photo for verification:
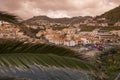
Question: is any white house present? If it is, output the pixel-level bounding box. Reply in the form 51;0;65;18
48;37;78;47
63;40;77;47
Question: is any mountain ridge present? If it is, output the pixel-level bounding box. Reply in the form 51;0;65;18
23;15;92;26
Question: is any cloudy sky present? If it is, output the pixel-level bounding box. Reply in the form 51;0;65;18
0;0;119;19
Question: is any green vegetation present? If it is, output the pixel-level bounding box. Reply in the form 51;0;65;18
93;47;120;80
100;26;120;31
80;26;120;32
0;54;95;71
0;39;79;58
80;26;100;31
0;39;97;73
0;11;21;25
0;39;120;80
52;25;68;30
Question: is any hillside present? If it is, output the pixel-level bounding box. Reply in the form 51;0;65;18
23;16;92;26
21;16;92;37
98;5;120;25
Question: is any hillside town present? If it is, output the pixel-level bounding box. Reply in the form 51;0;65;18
25;16;120;29
36;28;120;46
73;17;108;27
0;17;120;54
0;1;120;80
36;27;120;53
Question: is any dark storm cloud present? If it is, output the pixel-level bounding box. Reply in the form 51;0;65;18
0;0;119;19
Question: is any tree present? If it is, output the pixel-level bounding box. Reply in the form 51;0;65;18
0;11;22;26
0;11;28;36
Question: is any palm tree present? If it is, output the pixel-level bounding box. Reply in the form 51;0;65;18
0;11;21;26
0;11;28;37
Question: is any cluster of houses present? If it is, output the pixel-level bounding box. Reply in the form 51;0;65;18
73;18;108;27
36;27;120;47
0;20;120;47
0;26;20;38
74;18;120;27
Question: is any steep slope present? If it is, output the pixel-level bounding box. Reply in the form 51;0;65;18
98;5;120;25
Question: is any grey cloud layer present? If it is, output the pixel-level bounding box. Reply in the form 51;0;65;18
0;0;119;19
